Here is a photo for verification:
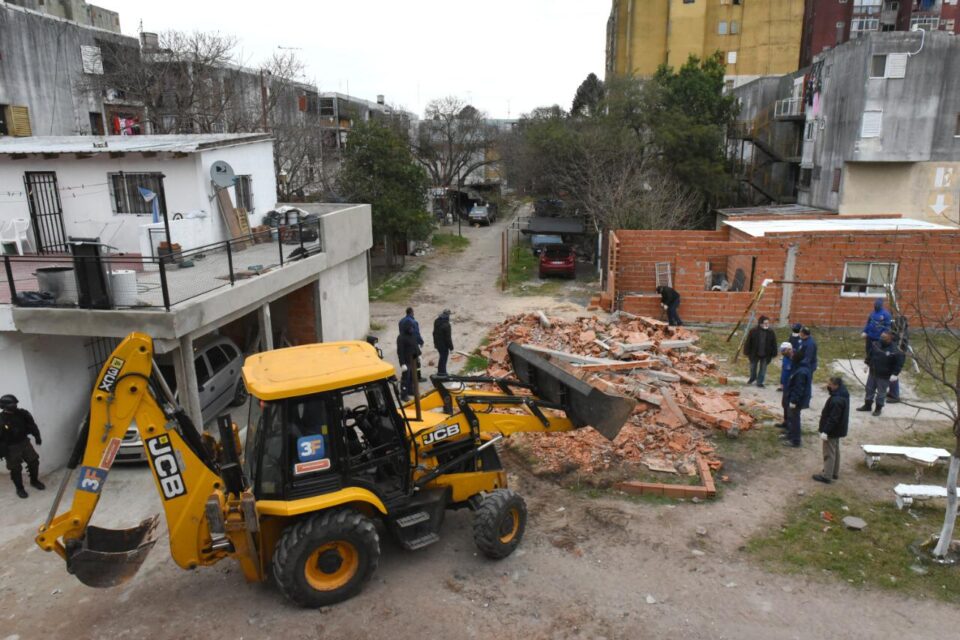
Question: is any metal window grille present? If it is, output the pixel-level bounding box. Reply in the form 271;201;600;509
655;262;673;289
109;172;166;214
86;337;122;376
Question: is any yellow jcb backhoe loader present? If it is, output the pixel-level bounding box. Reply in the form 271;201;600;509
36;332;634;606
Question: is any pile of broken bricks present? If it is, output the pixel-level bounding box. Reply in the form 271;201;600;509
480;311;767;497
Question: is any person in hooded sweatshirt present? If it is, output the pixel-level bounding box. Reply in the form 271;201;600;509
813;377;849;484
432;309;454;376
397;323;421;402
861;297;892;360
781;349;812;448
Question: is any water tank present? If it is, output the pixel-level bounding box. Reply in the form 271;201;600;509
377;94;385;105
140;32;159;51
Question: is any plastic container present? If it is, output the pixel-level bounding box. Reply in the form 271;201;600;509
35;266;78;305
110;270;138;307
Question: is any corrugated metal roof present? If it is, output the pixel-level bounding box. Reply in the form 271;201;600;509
716;204;834;217
0;134;272;155
724;217;955;237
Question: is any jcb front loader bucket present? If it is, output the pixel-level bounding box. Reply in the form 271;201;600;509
65;515;160;588
507;343;635;440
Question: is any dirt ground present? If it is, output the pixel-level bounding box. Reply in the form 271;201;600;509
2;207;959;639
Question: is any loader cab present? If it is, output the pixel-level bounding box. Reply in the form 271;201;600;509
241;342;411;504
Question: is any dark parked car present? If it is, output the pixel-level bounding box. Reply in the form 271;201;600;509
539;245;576;279
531;234;564;256
534;198;564;217
468;204;495;226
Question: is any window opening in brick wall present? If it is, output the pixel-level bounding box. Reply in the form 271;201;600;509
109;172;167;214
841;261;898;296
705;255;755;292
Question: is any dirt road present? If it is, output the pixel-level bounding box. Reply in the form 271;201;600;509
2;212;959;639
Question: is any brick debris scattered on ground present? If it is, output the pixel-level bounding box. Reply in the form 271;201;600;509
480;312;768;483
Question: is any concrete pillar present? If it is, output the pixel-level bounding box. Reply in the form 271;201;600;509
778;243;799;327
259;303;274;351
176;335;204;428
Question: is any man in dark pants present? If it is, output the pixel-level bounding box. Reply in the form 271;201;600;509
0;394;45;499
798;326;818;402
860;297;891;359
397;324;421;403
656;285;682;326
778;324;802;392
887;315;908;404
432;309;454;376
781;351;812;448
813;377;849;484
399;307;425;382
744;315;778;388
857;330;904;417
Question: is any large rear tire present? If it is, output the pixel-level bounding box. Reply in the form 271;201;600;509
473;489;527;560
272;509;379;607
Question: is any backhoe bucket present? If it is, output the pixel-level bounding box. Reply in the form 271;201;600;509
65;515;160;588
508;343;635;440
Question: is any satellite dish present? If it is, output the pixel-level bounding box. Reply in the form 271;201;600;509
210;160;236;189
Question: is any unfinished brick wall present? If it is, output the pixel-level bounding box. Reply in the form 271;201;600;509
613;226;960;327
285;282;320;345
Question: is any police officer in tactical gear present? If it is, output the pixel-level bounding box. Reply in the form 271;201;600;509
0;394;45;499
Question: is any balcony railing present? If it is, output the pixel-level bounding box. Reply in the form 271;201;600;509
774;98;806;119
2;219;322;311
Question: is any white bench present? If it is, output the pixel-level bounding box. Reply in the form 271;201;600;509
861;445;952;480
893;483;958;510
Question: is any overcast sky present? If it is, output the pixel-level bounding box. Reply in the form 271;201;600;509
96;0;610;120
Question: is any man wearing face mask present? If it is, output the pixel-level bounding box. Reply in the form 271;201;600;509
744;315;778;388
857;331;904;417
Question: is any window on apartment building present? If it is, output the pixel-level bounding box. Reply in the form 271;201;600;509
943;19;956;32
799;168;813;189
871;53;908;78
841;262;898;296
730;20;739;34
705;256;756;292
109;172;167;215
683;0;695;4
718;21;729;35
805;122;816;140
727;51;738;64
832;168;843;192
235;175;253;212
871;54;887;77
861;110;883;138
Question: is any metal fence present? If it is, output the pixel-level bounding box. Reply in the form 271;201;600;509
2;218;322;311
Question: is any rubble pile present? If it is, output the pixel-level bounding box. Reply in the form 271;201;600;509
480;312;763;480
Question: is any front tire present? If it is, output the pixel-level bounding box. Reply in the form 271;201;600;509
272;509;380;607
473;489;527;559
230;379;248;407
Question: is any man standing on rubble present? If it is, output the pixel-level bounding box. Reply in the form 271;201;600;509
781;349;811;448
857;330;904;417
432;309;454;376
744;315;778;388
656;285;682;326
813;377;849;484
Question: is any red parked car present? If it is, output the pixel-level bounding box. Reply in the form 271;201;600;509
538;245;576;279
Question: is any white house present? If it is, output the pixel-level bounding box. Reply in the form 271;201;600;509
0;134;276;255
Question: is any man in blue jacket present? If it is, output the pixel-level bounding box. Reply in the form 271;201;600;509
857;331;905;417
781;350;812;448
860;297;892;360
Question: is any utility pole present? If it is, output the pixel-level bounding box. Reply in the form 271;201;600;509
457;165;462;238
259;69;270;132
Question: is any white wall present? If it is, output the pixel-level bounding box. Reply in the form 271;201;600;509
318;253;370;342
0;139;277;255
0;332;89;474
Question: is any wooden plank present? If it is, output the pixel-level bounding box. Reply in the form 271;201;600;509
673;369;701;385
659;391;690;426
215;187;251;248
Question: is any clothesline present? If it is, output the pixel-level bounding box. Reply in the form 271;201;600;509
2;181;111;199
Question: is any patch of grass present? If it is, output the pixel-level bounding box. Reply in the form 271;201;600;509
715;423;788;464
462;352;490;374
369;265;426;302
431;233;470;253
369;321;385;332
908;333;960;401
748;491;960;602
894;424;958;451
502;246;538;289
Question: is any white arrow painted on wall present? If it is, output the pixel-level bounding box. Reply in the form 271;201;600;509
930;194;949;217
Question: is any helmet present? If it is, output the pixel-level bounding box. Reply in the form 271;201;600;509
0;394;18;409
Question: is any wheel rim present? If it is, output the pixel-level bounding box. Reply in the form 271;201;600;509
498;508;520;544
303;541;359;591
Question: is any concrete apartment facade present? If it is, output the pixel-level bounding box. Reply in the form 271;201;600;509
602;215;960;328
4;0;119;32
606;0;806;88
731;30;960;225
0;201;373;473
0;134;276;255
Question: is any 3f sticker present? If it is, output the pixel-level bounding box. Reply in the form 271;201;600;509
98;357;125;393
297;436;325;462
76;466;107;494
145;435;187;500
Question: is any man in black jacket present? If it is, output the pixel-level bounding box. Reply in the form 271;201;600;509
744;315;778;388
857;331;905;417
656;285;682;326
0;394;45;499
813;377;849;484
432;309;454;376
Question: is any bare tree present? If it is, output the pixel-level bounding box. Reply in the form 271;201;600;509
412;96;498;189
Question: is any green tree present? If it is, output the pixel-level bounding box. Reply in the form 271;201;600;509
571;73;605;118
339;120;432;264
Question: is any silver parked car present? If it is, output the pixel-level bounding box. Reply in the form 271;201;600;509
468;204;495;226
116;336;248;463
